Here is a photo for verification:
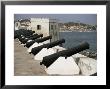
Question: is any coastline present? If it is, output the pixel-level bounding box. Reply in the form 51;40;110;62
59;31;97;32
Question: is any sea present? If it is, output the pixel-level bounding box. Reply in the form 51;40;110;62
59;31;97;53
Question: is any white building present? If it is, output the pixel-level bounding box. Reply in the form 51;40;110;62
31;18;59;42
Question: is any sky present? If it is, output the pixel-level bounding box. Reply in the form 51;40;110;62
14;14;97;25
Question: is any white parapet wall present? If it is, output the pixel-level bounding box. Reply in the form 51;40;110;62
34;48;55;61
45;57;80;75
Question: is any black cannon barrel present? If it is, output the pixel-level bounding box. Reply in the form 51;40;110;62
35;36;52;43
46;39;65;49
25;40;35;48
18;29;34;37
18;36;25;42
25;36;52;48
40;42;89;68
31;39;65;55
29;34;43;40
14;30;21;39
25;33;38;38
20;38;29;44
14;29;35;39
32;31;35;34
21;34;43;44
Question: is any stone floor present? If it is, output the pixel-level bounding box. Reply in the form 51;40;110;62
14;39;47;76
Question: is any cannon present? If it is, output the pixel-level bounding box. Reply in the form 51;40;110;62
14;29;36;39
31;39;65;55
18;29;34;37
40;42;89;68
18;36;25;42
14;30;21;39
25;36;52;48
25;33;38;38
20;34;43;44
34;36;52;43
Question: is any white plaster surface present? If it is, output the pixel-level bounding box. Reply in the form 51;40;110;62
78;57;97;76
34;48;55;61
45;57;80;75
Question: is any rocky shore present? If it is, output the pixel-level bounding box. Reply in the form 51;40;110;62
80;50;97;60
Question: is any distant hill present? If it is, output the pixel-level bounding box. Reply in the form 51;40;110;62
59;22;97;32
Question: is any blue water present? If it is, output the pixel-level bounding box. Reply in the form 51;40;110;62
59;32;97;52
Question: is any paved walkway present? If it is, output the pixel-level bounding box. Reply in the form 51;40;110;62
14;39;47;76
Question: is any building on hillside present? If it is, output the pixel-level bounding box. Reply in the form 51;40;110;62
20;19;31;30
14;19;31;30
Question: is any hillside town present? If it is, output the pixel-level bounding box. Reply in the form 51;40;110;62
59;22;97;32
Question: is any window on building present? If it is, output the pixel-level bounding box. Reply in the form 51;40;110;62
37;25;41;30
55;25;56;30
51;25;54;30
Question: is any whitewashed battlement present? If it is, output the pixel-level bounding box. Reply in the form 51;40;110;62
31;18;59;42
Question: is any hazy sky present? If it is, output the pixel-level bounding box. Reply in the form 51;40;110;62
14;14;97;25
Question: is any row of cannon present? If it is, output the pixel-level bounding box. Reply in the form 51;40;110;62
14;29;97;75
